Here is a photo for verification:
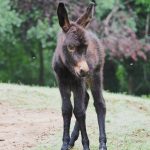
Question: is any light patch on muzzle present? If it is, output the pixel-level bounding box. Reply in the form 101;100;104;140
74;60;89;76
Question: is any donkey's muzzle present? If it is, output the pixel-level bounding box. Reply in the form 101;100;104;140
80;69;89;77
74;60;89;77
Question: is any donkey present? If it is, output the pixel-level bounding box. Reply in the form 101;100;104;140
52;1;107;150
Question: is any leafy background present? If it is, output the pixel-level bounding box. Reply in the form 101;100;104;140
0;0;150;95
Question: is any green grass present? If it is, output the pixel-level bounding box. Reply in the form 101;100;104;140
0;83;150;150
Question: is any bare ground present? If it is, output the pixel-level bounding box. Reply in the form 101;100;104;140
0;102;62;150
0;84;150;150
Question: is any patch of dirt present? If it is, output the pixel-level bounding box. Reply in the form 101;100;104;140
0;102;62;150
126;100;149;114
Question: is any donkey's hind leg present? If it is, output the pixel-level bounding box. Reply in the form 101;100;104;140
69;92;89;148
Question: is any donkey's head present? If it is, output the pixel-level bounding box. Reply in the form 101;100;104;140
57;1;95;77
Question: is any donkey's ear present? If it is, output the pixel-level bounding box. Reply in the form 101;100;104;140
76;2;95;28
57;3;70;32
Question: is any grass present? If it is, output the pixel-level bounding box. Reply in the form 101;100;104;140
0;83;150;150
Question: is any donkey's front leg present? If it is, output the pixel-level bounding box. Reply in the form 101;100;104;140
69;92;89;148
59;82;72;150
73;81;90;150
91;73;107;150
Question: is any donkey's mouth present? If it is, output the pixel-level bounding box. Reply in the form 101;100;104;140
75;71;90;78
74;60;89;78
80;72;89;77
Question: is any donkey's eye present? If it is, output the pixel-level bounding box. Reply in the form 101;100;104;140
67;45;75;52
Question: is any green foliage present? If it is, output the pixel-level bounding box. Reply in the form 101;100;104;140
136;0;150;12
46;16;60;86
0;0;21;41
136;0;150;6
127;17;137;32
48;16;60;50
0;43;39;84
27;19;51;48
95;0;115;19
28;15;59;50
0;0;150;95
27;16;59;86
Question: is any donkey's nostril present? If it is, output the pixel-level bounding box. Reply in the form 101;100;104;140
80;69;89;77
75;60;89;77
80;69;84;75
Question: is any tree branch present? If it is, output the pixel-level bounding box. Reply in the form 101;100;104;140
102;0;134;36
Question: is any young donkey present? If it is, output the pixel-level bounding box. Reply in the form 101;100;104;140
52;1;107;150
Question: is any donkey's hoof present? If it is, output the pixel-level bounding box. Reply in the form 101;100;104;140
99;145;107;150
100;148;107;150
69;131;79;148
68;145;73;150
83;148;90;150
83;145;90;150
61;143;69;150
68;140;75;149
61;147;68;150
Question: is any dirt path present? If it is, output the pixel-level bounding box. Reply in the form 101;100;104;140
0;102;62;150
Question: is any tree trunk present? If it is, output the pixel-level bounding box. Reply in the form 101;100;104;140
145;13;150;37
39;44;44;85
128;76;133;94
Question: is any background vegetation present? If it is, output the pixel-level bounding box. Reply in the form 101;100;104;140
0;0;150;95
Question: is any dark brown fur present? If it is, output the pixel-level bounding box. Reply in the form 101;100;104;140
52;2;107;150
